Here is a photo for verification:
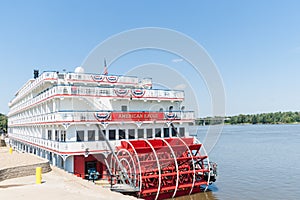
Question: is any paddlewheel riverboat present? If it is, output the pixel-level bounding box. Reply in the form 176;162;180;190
7;67;217;199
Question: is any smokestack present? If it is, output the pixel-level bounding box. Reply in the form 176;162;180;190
34;70;39;79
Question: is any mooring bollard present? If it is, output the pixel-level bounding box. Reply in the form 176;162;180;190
36;167;42;184
9;147;13;154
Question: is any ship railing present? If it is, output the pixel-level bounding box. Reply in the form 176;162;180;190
58;140;111;153
9;85;58;116
9;132;111;153
9;133;60;151
9;72;152;109
139;77;152;89
11;72;140;106
8;86;184;116
66;73;139;85
10;72;58;106
8;110;194;126
54;85;184;99
9;112;58;125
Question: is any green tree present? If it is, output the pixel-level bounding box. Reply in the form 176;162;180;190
0;113;8;132
198;111;300;125
252;115;258;124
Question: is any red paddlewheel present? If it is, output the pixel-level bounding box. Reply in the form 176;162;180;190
110;137;211;200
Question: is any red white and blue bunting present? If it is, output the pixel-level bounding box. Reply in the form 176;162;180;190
107;76;118;83
131;89;145;98
94;112;111;121
114;88;129;97
91;75;105;82
165;112;177;120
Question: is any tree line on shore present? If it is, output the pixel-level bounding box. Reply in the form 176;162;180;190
0;113;7;133
196;111;300;125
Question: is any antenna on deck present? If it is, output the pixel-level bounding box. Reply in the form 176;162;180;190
103;58;108;75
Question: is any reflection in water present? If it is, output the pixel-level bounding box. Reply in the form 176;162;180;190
169;190;218;200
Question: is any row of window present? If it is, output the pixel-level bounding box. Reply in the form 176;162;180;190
76;127;185;142
47;130;66;142
120;105;174;112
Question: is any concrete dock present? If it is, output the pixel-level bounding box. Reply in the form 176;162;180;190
0;147;137;200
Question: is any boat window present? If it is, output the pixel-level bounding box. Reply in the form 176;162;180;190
86;88;91;95
55;130;59;141
179;127;185;137
60;130;66;142
58;74;65;79
171;127;177;137
63;88;68;94
100;90;108;95
138;129;144;139
49;152;52;163
155;128;161;138
146;129;153;138
76;130;84;142
88;130;95;141
121;105;127;111
98;130;106;141
128;129;135;139
109;130;116;140
159;108;163;112
169;106;173;112
163;128;170;138
47;130;52;140
119;129;126;140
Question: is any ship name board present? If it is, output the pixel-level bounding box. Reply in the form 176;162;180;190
111;112;164;121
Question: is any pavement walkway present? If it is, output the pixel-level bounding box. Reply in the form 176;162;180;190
0;147;136;200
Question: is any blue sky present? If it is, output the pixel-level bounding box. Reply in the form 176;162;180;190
1;0;300;116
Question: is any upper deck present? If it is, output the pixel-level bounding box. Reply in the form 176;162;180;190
8;69;186;118
9;71;152;106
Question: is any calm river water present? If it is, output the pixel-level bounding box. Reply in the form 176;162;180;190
174;124;300;200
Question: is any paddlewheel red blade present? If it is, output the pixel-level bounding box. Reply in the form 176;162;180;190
110;137;211;200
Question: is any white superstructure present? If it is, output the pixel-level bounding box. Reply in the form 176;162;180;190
7;68;194;176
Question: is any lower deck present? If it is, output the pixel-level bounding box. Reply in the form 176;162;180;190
9;139;110;181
